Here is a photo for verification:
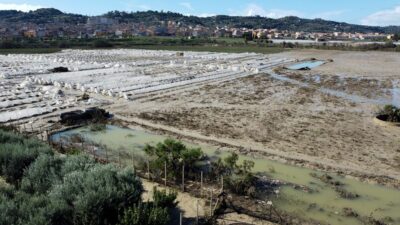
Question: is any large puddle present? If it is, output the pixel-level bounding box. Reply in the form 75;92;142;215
287;61;325;70
52;125;400;225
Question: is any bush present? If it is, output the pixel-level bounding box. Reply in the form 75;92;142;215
118;203;170;225
211;152;257;196
93;39;113;48
20;155;64;194
144;139;203;179
119;187;177;225
378;105;400;122
0;131;53;184
0;129;147;225
89;123;107;132
152;187;178;208
49;165;143;225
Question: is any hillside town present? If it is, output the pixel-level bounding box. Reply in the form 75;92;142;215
0;15;397;42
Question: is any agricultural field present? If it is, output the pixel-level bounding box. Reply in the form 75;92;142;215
0;48;399;186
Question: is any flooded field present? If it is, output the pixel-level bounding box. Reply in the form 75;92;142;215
2;49;400;225
52;125;400;225
286;60;325;70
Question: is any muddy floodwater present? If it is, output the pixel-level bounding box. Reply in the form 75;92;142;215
52;125;400;225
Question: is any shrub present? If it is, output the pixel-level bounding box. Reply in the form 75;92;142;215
118;203;170;225
144;139;203;179
0;129;147;225
48;165;143;225
20;155;64;194
378;105;400;122
93;39;113;48
152;187;178;208
211;152;257;196
0;131;53;184
118;187;177;225
89;123;107;132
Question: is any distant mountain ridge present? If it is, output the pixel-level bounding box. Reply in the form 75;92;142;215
1;8;399;34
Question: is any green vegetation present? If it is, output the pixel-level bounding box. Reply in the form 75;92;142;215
211;153;257;196
0;37;286;54
119;187;177;225
144;139;258;197
378;105;400;122
144;138;204;180
2;36;400;55
308;41;400;52
2;8;399;33
0;129;177;225
89;123;107;132
0;48;61;54
130;44;285;54
0;129;53;184
93;39;114;48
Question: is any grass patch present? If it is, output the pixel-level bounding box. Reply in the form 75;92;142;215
89;123;107;132
0;48;61;54
127;44;286;54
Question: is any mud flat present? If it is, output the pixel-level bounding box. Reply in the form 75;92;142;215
276;49;400;79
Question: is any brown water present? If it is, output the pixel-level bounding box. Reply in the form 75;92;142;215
52;125;400;225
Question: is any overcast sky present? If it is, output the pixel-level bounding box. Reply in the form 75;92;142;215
1;0;400;26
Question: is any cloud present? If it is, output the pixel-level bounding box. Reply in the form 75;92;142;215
361;5;400;26
123;2;150;11
0;3;43;12
313;10;346;20
229;3;302;18
197;13;216;18
229;4;348;21
137;4;150;10
180;2;194;11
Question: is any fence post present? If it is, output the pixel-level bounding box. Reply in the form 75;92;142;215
105;146;109;162
147;160;150;180
221;176;224;192
164;161;167;187
131;152;135;169
210;189;213;217
196;199;199;225
200;171;203;197
182;163;185;192
118;150;121;167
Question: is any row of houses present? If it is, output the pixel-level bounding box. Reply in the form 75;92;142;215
0;17;393;41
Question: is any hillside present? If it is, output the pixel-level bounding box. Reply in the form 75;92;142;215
0;8;399;33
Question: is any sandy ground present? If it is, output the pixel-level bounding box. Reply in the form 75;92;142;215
108;49;400;185
142;180;207;224
218;213;278;225
275;49;400;79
